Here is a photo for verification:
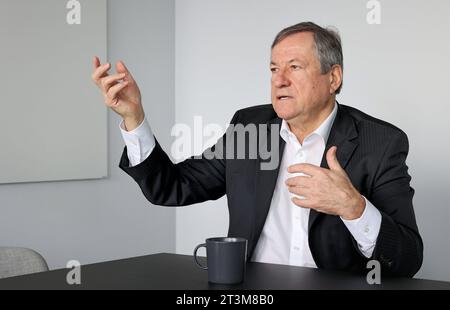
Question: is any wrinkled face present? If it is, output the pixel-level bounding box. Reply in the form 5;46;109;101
270;32;334;122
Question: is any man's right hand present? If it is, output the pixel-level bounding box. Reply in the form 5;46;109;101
91;56;145;131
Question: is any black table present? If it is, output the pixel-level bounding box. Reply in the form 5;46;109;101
0;253;449;290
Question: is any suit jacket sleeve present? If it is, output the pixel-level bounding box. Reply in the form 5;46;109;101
370;130;423;277
118;112;239;206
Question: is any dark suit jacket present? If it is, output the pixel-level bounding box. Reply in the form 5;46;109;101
120;103;423;277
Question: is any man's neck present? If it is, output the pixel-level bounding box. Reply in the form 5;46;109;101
287;100;336;144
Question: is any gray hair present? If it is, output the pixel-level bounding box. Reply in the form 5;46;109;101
271;22;344;94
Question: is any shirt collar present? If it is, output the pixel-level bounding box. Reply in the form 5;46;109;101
280;101;338;144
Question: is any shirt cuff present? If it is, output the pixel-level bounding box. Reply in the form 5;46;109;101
119;118;156;167
340;196;382;258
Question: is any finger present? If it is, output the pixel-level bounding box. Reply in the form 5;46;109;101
287;163;320;176
92;62;111;83
105;81;130;106
285;175;312;188
287;185;309;197
100;73;127;93
116;60;135;83
292;197;312;208
93;56;100;69
116;60;129;74
326;146;344;172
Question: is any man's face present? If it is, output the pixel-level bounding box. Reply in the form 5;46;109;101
270;32;333;122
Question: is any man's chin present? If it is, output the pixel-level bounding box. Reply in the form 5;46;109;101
272;104;297;121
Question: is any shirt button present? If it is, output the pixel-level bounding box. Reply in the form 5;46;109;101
293;246;300;251
298;151;304;157
364;226;370;234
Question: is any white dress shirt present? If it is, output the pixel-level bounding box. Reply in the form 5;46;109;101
120;104;382;267
120;120;155;167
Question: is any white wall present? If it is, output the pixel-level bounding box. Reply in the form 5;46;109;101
0;0;176;269
175;0;450;281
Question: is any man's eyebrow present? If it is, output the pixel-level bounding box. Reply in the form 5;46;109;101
270;59;303;66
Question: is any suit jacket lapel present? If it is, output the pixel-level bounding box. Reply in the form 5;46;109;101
308;104;359;230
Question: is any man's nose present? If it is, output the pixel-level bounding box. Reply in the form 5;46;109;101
272;71;291;88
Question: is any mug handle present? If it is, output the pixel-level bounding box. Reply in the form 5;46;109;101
193;243;208;270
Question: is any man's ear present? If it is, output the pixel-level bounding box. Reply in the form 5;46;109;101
329;64;343;94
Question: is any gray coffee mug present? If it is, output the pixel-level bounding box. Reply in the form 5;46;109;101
194;237;248;284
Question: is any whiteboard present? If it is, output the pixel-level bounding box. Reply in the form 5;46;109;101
0;0;107;183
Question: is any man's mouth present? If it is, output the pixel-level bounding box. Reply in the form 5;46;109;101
277;96;293;100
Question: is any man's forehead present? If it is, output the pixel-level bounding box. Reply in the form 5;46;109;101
271;45;311;63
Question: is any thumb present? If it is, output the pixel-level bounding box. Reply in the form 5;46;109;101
116;60;134;82
116;60;129;73
326;146;343;172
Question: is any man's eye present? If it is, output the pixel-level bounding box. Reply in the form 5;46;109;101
270;67;278;73
291;65;301;70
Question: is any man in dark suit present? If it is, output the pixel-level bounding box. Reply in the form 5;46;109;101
92;22;423;277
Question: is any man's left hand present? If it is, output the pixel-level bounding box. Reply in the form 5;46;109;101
286;146;365;220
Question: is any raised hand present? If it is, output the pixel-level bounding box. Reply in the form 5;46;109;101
92;56;145;131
